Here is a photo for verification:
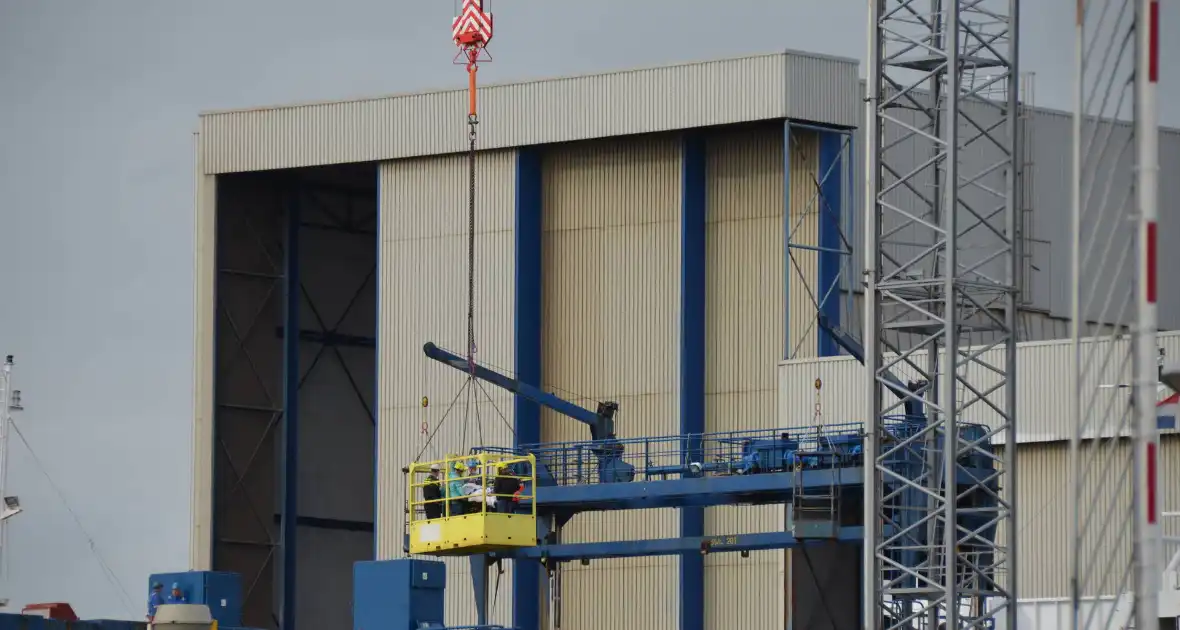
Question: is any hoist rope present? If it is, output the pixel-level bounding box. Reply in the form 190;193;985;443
467;120;478;371
414;45;491;462
414;381;472;462
472;378;518;438
459;91;482;453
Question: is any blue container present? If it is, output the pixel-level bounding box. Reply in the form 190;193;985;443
354;559;446;630
148;571;242;627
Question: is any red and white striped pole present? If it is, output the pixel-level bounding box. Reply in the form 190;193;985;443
1135;0;1161;627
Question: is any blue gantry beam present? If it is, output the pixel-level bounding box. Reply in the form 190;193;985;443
500;527;868;562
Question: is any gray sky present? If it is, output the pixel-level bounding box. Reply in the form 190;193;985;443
0;0;1175;620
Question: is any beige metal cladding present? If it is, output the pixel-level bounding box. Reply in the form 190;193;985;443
777;331;1180;442
197;51;860;174
375;150;517;627
996;436;1180;598
698;125;822;629
191;170;217;571
699;123;798;629
539;135;681;630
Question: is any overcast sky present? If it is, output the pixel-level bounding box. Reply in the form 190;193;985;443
0;0;1176;620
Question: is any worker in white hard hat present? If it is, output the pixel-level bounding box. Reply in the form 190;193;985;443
422;464;444;519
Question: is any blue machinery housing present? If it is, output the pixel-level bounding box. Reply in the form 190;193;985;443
379;122;1001;630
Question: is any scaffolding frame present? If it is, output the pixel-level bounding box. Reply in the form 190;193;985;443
784;121;856;361
863;1;1020;628
213;177;377;630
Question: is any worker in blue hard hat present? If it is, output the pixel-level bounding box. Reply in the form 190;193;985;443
147;582;165;622
167;582;187;604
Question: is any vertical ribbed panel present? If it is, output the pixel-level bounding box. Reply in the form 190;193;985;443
784;54;862;131
995;436;1180;598
199;52;869;174
376;151;516;627
191;172;217;571
787;130;820;360
540;135;681;630
700;123;786;629
777;331;1180;443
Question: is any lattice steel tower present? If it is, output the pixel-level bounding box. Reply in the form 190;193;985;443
862;1;1020;628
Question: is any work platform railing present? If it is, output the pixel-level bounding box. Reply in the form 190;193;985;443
473;417;989;487
405;453;537;555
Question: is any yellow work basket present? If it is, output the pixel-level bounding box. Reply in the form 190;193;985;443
406;452;538;556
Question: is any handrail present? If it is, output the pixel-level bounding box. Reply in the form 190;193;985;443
407;452;537;522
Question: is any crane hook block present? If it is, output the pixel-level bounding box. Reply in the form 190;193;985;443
452;0;493;48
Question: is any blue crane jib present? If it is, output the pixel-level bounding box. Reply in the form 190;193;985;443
422;342;635;483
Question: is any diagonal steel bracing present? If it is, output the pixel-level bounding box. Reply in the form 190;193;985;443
213;179;377;630
1067;1;1161;628
864;0;1019;628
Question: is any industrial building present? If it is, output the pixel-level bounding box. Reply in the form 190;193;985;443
189;50;1180;630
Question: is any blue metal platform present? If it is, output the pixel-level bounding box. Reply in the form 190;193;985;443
412;341;1006;629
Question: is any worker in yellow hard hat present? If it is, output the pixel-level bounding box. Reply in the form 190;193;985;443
447;460;468;515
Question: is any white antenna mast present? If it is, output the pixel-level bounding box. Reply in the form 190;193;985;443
0;354;24;601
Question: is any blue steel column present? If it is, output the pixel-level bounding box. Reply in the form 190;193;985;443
782;122;793;358
280;191;301;630
513;146;544;630
679;131;706;630
817;131;844;357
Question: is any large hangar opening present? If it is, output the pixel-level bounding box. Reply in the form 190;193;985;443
212;163;378;630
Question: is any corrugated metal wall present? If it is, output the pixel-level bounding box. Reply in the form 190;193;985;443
539;135;681;630
848;80;1180;329
998;436;1180;598
700;123;822;628
778;331;1180;442
192;169;216;570
375;151;518;627
197;52;861;175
